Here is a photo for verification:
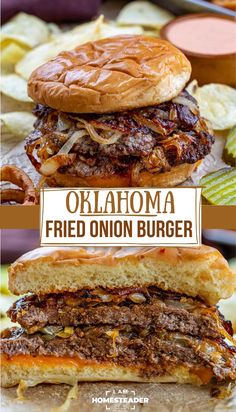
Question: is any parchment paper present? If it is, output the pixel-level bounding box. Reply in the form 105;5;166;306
1;382;236;412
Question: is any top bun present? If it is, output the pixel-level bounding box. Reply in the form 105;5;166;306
9;246;235;304
28;35;191;113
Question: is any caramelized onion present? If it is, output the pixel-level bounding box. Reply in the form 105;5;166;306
39;153;76;176
56;327;74;338
129;293;146;303
41;326;63;336
142;147;170;173
152;109;169;119
172;96;198;114
25;137;44;170
0;188;25;204
48;131;68;142
133;113;168;136
106;329;119;357
160;135;184;158
172;333;191;346
0;165;37;205
57;114;72;132
90;118;118;131
131;162;143;186
165;299;197;311
64;296;81;307
169;106;178;121
58;130;87;155
97;293;112;303
76;118;121;145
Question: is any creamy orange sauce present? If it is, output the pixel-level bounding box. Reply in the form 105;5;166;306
167;17;236;55
1;354;99;368
190;366;213;384
1;355;138;371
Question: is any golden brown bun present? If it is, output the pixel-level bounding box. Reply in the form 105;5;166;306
1;355;207;388
8;246;235;304
46;163;197;188
28;35;191;113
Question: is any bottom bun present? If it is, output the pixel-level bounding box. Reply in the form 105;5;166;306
46;162;200;188
1;355;208;388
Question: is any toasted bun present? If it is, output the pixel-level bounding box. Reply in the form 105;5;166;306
46;163;198;188
8;246;235;304
28;35;191;113
1;355;207;388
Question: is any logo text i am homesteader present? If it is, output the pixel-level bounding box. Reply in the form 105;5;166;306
91;389;149;411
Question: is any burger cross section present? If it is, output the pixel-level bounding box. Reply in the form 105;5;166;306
1;246;236;388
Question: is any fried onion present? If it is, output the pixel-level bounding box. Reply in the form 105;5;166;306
142;147;171;173
133;113;169;136
58;130;88;155
172;96;198;114
0;165;37;205
0;188;25;204
76;118;121;145
39;153;76;176
131;162;143;186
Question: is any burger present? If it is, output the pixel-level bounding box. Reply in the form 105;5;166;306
26;35;214;187
1;246;236;387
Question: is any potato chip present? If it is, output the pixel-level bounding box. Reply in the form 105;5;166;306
16;15;144;80
187;81;236;130
1;12;50;49
99;21;144;37
117;1;174;28
0;74;32;102
1;42;27;67
16;16;105;79
142;29;160;37
1;112;35;138
73;16;144;38
1;93;34;114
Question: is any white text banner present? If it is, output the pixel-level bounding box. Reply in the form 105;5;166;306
40;188;201;246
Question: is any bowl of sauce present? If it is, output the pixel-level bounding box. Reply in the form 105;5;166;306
161;14;236;86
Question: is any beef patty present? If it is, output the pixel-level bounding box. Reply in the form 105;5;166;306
2;326;236;381
8;288;223;339
2;285;236;382
25;90;214;177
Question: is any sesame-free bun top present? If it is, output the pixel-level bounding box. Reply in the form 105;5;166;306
28;35;191;113
8;246;235;304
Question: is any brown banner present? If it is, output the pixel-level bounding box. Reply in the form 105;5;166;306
0;205;235;230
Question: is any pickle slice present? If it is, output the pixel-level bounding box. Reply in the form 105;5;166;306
223;126;236;166
200;168;236;205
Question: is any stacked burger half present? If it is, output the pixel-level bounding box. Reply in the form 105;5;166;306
1;246;236;388
25;35;214;188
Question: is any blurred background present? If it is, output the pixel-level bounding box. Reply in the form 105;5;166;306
2;0;236;24
1;229;236;334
